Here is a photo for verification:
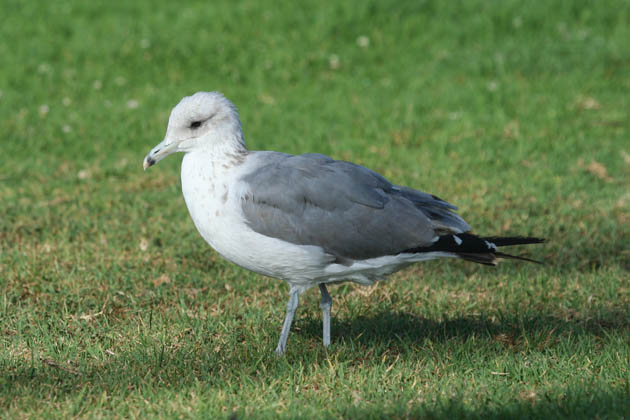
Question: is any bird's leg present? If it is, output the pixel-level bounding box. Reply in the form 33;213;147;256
275;289;300;355
319;283;332;348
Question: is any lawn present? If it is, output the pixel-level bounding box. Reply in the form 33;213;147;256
1;0;629;418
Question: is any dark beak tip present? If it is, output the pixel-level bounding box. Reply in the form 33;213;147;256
143;157;156;171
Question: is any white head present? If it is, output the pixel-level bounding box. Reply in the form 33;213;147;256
143;92;246;170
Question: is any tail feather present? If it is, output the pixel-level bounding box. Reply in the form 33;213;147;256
482;236;545;247
455;252;498;266
493;251;543;264
403;233;544;265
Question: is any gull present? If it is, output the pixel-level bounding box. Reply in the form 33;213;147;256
143;92;543;355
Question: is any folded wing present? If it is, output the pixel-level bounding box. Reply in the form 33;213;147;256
239;152;470;260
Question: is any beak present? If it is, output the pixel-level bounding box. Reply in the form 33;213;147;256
143;136;178;170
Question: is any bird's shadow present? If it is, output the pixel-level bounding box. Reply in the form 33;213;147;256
296;307;629;354
4;305;629;418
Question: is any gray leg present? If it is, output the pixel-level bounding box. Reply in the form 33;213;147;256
319;284;332;348
275;289;300;355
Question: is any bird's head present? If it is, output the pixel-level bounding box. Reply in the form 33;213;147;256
143;91;244;170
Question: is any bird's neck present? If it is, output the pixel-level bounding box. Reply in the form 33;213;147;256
183;137;248;179
193;127;249;162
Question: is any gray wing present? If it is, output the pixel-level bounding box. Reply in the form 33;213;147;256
239;152;471;260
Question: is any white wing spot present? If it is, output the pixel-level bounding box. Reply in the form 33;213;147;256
453;235;463;245
485;240;497;251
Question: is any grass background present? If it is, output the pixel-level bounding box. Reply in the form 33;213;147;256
1;0;629;418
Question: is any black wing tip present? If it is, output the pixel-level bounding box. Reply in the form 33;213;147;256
494;251;544;265
403;233;545;255
483;236;545;247
455;252;498;266
457;251;544;266
401;233;545;265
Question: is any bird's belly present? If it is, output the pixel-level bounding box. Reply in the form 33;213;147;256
189;208;333;283
181;171;331;283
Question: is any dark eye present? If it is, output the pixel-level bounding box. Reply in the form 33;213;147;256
190;121;202;129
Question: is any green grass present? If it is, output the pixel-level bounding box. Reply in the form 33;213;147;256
1;0;629;418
